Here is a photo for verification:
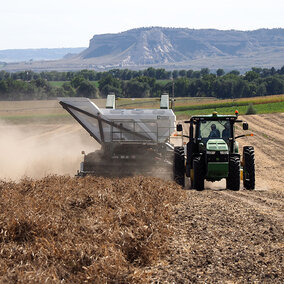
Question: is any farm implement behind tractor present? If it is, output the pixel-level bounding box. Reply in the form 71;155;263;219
58;95;185;185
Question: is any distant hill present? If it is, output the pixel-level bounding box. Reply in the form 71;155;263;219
0;47;86;63
80;27;284;66
2;27;284;72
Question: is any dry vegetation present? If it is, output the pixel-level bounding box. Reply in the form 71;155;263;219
0;176;184;283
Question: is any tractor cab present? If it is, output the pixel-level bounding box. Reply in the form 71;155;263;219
181;111;255;191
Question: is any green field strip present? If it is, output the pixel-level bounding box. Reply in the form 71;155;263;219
175;101;284;116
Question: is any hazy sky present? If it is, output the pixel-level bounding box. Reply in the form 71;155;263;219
1;0;283;50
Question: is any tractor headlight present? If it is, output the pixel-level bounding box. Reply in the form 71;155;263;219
207;151;216;154
220;151;229;155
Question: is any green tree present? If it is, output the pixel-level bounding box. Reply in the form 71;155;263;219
62;82;76;97
186;70;194;78
172;70;179;79
32;78;49;88
228;70;240;76
99;75;122;97
178;70;186;77
79;69;96;80
143;67;156;78
155;68;168;79
192;71;201;78
251;67;262;74
71;76;85;88
216;68;225;77
244;71;260;82
125;79;150;98
0;80;8;96
77;81;98;98
270;67;276;75
200;68;210;77
256;83;267;96
174;77;190;97
265;76;284;95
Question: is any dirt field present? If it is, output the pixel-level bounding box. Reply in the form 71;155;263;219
0;110;283;282
240;113;284;191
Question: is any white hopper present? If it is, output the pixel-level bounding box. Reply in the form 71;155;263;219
58;96;176;144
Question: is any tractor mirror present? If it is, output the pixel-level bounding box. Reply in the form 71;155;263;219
243;122;249;130
176;124;183;131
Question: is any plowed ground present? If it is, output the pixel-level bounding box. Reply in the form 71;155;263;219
0;113;283;283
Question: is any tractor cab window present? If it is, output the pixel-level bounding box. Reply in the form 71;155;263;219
199;120;231;141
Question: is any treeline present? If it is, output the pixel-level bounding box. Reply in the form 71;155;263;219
0;66;284;100
1;66;284;81
0;77;98;100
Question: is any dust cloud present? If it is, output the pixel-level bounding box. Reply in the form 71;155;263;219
0;121;97;180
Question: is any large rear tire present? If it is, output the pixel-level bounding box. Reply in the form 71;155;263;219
226;156;240;191
243;146;255;190
173;147;185;187
193;156;205;191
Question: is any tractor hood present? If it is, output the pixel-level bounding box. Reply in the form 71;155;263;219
206;139;228;152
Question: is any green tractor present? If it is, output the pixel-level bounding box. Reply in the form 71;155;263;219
176;111;255;191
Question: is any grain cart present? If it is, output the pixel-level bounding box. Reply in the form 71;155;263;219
179;111;255;191
58;95;185;186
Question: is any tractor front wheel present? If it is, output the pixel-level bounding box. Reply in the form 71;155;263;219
243;146;255;190
226;156;240;191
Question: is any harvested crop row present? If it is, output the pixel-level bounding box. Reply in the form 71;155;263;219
0;176;184;283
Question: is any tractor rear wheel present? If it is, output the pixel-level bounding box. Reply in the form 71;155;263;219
193;156;205;191
226;156;240;191
173;147;185;187
243;146;255;190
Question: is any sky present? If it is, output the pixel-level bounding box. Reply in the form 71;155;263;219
0;0;283;50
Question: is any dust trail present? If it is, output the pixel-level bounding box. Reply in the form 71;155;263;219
0;121;98;180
